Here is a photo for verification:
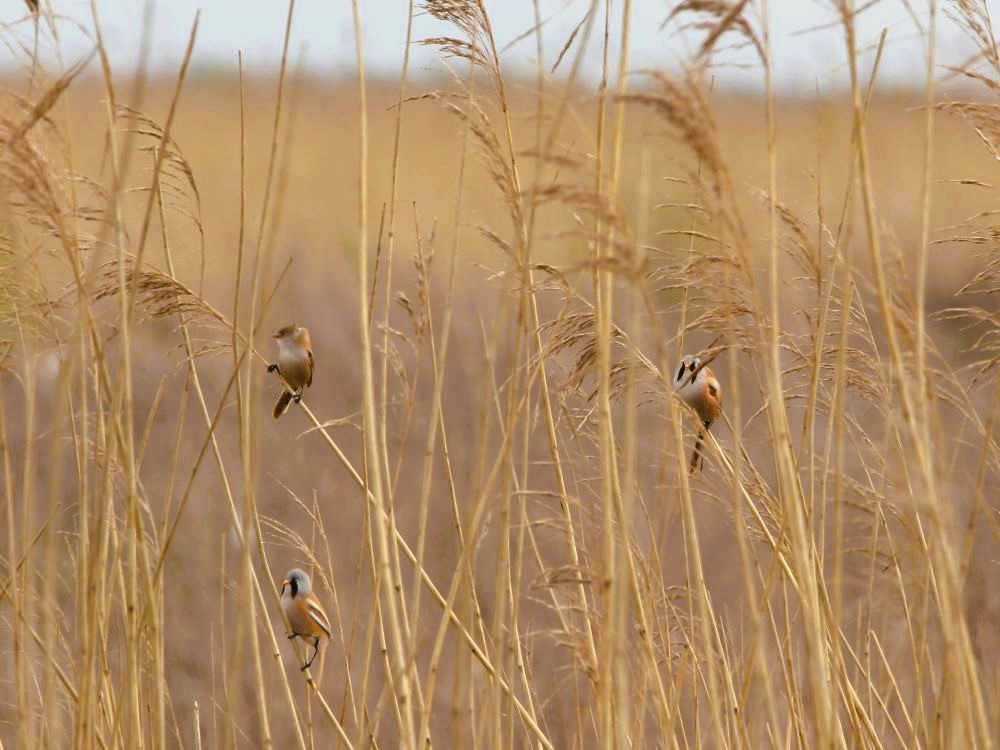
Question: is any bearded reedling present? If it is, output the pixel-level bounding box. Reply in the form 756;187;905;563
280;568;331;670
267;324;313;419
672;355;722;473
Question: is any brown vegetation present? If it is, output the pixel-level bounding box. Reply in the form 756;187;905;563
1;1;1000;748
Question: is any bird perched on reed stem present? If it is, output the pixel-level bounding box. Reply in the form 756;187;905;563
267;324;313;418
673;354;722;473
280;568;331;670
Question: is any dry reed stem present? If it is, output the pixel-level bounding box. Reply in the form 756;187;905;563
4;0;1000;747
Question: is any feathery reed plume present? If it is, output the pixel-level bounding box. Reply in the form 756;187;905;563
5;1;1000;748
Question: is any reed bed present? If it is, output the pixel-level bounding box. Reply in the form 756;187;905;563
1;0;1000;747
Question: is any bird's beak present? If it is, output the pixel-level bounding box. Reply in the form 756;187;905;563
281;578;290;593
272;332;280;339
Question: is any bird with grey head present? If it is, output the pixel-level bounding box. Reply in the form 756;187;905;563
672;354;723;473
280;568;331;670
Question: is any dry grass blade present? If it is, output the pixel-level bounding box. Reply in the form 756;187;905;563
89;256;228;333
3;1;1000;748
7;48;96;145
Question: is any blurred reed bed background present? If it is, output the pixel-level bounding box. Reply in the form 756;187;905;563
1;0;1000;747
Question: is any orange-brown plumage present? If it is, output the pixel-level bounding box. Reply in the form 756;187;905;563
673;355;723;473
280;568;331;670
268;325;314;419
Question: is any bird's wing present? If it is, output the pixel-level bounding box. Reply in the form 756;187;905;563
307;598;332;638
307;350;314;387
707;377;721;409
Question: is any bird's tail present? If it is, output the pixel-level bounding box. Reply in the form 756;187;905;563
689;427;707;474
273;390;294;419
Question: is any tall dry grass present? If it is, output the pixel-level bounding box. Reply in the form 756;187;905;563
2;0;1000;748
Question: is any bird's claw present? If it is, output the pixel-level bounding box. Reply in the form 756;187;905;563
267;363;279;373
293;393;302;404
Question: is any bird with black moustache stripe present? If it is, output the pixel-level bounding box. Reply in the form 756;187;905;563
672;354;723;473
280;568;331;670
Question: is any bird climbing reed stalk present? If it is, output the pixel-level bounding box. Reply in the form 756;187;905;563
1;1;999;748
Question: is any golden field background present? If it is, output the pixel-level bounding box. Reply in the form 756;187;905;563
2;2;1000;748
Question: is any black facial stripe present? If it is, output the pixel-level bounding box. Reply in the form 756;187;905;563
676;362;686;382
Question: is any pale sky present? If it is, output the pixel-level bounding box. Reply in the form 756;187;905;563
0;1;983;93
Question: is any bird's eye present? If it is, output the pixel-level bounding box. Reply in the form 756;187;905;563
676;363;686;382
